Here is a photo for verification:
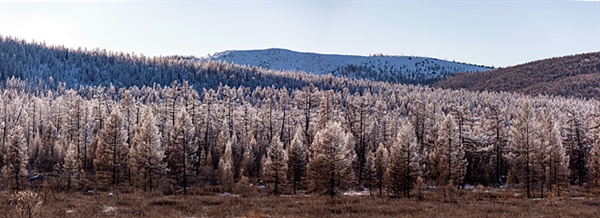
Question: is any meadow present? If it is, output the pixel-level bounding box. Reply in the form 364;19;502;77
2;187;600;218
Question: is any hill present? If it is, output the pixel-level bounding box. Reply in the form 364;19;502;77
202;48;492;85
434;52;600;99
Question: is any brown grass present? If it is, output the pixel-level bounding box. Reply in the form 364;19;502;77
1;188;600;218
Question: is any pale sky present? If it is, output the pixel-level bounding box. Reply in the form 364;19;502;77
0;0;598;67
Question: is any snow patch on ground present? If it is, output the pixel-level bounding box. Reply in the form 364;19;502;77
217;192;240;197
343;189;371;196
102;206;116;213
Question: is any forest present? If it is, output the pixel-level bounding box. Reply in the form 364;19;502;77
1;36;600;216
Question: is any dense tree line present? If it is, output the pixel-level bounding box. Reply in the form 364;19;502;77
0;76;597;198
0;36;598;198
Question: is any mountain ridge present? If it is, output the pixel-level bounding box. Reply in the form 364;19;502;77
202;48;493;85
434;51;600;99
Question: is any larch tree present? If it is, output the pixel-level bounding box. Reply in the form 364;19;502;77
436;114;466;186
563;109;589;186
373;143;389;197
544;114;569;195
63;142;83;190
589;105;600;187
130;108;166;192
388;120;421;198
364;149;376;196
508;99;538;198
219;136;234;193
94;107;129;189
307;121;355;197
287;126;307;194
167;108;197;194
263;135;287;195
485;103;508;186
2;124;29;191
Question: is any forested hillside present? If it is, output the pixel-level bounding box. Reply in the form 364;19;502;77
0;36;376;93
1;36;600;199
435;52;600;99
204;48;492;85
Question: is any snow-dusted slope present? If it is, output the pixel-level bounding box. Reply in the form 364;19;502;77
202;48;492;84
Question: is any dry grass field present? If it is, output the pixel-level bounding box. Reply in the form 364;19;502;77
1;187;600;218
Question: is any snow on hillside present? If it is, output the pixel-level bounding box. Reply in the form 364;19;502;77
202;48;492;84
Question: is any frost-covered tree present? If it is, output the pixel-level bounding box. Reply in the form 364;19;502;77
263;135;287;195
563;109;589;186
388;120;420;198
167;108;197;194
436;114;466;185
219;136;234;193
63;142;83;190
485;103;508;186
373;143;389;197
508;100;539;198
94;107;129;188
544;114;569;195
2;124;29;191
287;127;307;194
307;121;355;197
130;108;166;191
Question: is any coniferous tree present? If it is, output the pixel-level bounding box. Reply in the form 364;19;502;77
63;142;83;190
373;143;389;197
94;107;129;189
508;100;538;198
219;137;234;193
436;114;466;185
130;108;166;191
544;113;569;195
388;120;420;198
307;121;354;197
263;135;287;195
2;124;28;191
287;127;307;194
167;108;197;194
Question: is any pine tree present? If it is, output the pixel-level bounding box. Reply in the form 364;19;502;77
287;127;307;194
94;107;129;189
307;121;354;197
263;135;287;195
167;108;197;194
2;124;28;191
130;108;166;192
388;120;420;198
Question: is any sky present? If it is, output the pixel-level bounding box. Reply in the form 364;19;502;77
0;1;598;67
